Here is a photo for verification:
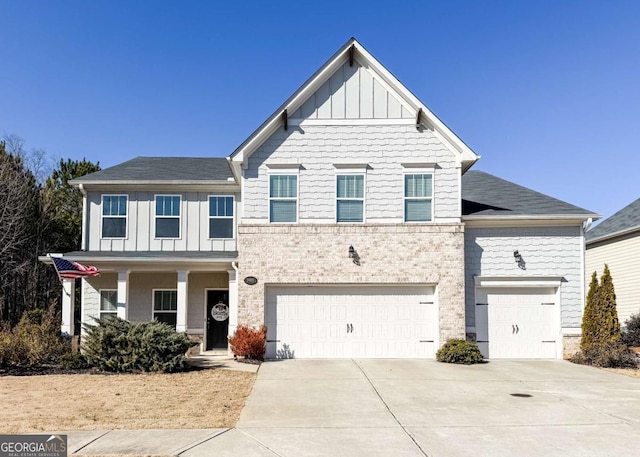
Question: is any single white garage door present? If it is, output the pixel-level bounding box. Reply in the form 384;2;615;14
265;285;437;359
475;287;558;358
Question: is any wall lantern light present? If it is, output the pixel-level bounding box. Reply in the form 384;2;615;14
348;245;361;266
513;250;526;270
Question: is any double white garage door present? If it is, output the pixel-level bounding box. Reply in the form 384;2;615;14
475;287;559;359
265;286;436;359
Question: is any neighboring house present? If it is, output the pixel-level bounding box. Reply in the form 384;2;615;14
586;198;640;327
45;38;598;359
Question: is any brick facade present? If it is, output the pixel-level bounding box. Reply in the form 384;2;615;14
237;223;466;345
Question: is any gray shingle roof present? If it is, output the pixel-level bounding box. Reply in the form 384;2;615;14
585;197;640;243
462;170;597;218
72;157;234;183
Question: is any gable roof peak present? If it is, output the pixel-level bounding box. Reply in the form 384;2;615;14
229;38;479;173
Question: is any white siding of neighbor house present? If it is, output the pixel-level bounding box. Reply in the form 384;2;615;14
465;226;584;329
86;191;238;252
242;124;460;223
290;61;414;120
586;232;640;327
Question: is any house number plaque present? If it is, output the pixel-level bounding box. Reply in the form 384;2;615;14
244;276;258;285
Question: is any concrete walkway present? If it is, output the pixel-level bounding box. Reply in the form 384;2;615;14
66;359;640;456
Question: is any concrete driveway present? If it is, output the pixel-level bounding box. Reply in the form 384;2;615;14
234;359;640;457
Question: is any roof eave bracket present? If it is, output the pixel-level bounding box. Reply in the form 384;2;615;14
416;108;422;130
282;109;288;130
349;44;355;67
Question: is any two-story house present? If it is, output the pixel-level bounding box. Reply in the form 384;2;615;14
47;38;598;359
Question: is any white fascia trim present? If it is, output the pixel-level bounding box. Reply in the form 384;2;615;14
229;40;354;165
475;276;564;288
354;42;478;161
229;38;480;169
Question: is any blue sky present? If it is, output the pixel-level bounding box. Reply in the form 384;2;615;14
1;1;638;220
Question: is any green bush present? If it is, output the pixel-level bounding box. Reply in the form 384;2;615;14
82;317;197;373
570;342;638;369
622;313;640;347
436;339;485;364
0;307;70;368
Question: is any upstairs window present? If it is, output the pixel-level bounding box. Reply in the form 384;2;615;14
155;195;181;238
336;174;364;223
404;174;433;222
209;196;234;239
100;290;117;320
102;195;127;238
269;175;297;223
153;290;177;329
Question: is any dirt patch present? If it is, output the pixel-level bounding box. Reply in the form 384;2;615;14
603;367;640;378
0;368;255;433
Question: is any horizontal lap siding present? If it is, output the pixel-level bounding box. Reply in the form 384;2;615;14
465;226;583;328
586;233;640;326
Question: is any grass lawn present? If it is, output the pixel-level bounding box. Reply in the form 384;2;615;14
0;368;255;433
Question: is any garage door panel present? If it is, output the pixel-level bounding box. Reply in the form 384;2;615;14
476;287;558;359
266;286;436;359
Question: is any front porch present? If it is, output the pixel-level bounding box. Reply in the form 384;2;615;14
52;251;238;354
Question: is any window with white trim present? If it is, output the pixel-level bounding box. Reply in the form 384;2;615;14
336;174;364;223
209;196;234;239
155;195;181;238
269;175;297;223
102;195;127;238
404;173;433;222
100;290;117;319
153;290;177;329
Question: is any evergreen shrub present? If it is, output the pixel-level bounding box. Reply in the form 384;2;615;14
82;317;196;372
436;339;485;364
622;313;640;347
228;325;267;361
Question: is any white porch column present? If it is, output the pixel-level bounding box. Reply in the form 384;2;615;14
176;270;189;333
227;267;238;337
61;279;75;335
117;270;129;320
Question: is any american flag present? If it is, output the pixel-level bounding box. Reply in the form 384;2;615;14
52;257;100;280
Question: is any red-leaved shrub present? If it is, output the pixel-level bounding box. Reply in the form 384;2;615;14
228;325;267;361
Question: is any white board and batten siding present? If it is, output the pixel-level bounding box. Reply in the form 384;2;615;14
265;285;437;359
475;287;559;359
86;191;238;252
586;232;640;327
290;61;415;120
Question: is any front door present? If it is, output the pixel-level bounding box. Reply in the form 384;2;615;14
206;290;229;350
